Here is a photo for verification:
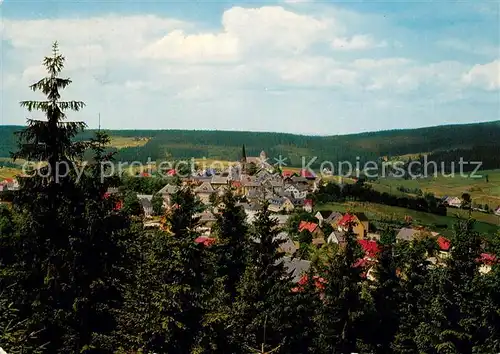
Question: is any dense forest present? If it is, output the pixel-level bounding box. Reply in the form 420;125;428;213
2;44;500;354
2;121;500;167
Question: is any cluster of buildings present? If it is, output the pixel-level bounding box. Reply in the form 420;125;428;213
139;151;319;220
0;178;19;192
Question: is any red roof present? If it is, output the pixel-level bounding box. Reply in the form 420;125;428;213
300;169;316;178
167;169;177;176
353;258;369;268
231;181;242;188
1;178;14;184
298;221;318;233
304;199;313;206
292;275;326;293
282;170;295;177
437;236;451;251
140;172;151;177
478;253;497;265
338;213;356;227
114;201;123;211
358;240;380;258
195;236;216;247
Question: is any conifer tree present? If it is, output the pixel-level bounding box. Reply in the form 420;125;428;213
365;239;402;354
212;189;249;299
314;222;367;353
392;239;432;353
127;188;207;353
414;219;482;353
231;202;294;351
1;43;134;353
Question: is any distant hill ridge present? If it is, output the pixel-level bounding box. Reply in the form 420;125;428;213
1;120;499;166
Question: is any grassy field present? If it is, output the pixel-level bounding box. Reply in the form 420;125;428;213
109;136;150;149
370;169;500;207
316;201;499;237
0;167;21;180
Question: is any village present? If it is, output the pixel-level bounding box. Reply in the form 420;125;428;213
1;150;498;281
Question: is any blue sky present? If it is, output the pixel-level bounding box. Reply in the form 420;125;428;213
0;0;498;135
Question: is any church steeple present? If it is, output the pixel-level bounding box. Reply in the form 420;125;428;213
241;144;247;164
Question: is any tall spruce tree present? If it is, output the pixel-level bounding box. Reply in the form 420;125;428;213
414;219;482;353
314;222;368;353
196;189;249;352
365;239;402;354
231;202;294;352
126;188;207;353
392;239;432;353
212;189;249;300
1;43;134;353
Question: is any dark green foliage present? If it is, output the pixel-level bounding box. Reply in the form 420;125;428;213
123;188;207;353
151;193;164;216
123;191;143;216
365;241;402;354
314;223;367;353
3;42;500;354
212;189;249;300
0;43;136;353
231;203;294;351
286;210;316;237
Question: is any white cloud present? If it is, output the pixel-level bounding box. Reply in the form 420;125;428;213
140;30;240;63
463;60;500;90
331;35;387;50
1;5;498;133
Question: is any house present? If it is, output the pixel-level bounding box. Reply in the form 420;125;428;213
327;230;346;244
327;212;343;227
245;150;273;170
196;210;217;228
303;199;313;213
137;194;154;218
264;179;284;194
280;256;312;282
337;213;368;239
230;180;244;196
268;197;295;213
273;214;290;227
358;239;381;260
157;184;179;206
315;210;335;226
444;196;462;208
298;221;324;243
0;178;19;191
299;169;316;180
281;170;297;178
240;175;262;194
275;232;299;254
256;169;274;183
210;175;229;190
194;181;216;204
478;253;497;274
195;236;217;246
396;227;422;242
237;202;261;223
494;206;500;216
437;236;451;258
290;176;309;186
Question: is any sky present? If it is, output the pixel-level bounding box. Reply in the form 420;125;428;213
0;0;499;135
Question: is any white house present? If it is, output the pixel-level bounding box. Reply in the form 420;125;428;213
137;194;154;218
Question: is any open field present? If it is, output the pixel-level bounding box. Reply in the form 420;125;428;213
0;167;21;180
316;201;499;237
109;136;150;149
370;169;500;207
